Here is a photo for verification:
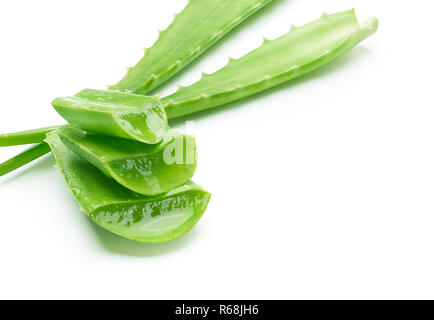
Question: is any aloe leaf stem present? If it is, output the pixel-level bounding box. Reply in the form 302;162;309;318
0;143;51;177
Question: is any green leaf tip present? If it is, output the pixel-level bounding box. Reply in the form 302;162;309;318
162;9;378;119
108;0;274;94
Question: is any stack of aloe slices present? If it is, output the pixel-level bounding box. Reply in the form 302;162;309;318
0;0;378;243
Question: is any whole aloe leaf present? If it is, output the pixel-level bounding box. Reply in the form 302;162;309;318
109;0;273;94
45;130;210;244
57;125;197;196
163;9;379;119
52;89;168;144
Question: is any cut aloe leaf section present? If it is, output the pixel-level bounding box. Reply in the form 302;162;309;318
52;89;168;144
45;131;210;244
57;125;197;196
109;0;273;94
163;9;379;119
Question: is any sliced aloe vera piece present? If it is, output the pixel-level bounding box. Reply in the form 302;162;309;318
57;125;197;196
163;9;379;118
52;89;168;144
45;131;210;244
109;0;273;94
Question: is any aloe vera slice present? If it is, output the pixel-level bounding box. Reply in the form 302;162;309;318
45;131;210;243
163;9;379;119
52;89;168;144
109;0;273;94
57;125;197;196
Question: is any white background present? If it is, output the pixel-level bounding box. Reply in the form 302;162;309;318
0;0;433;299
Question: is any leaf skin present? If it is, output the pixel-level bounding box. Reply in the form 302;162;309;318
45;131;210;244
0;126;59;147
163;9;379;119
0;143;51;177
52;89;168;144
57;125;197;196
109;0;273;94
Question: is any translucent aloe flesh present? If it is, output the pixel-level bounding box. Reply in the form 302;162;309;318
109;0;273;94
52;89;168;144
57;125;197;196
45;131;210;243
163;9;379;119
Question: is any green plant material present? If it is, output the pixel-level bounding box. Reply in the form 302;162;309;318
45;131;210;243
52;89;168;144
163;9;379;119
57;125;197;196
0;143;51;177
0;9;378;177
0;126;59;147
109;0;273;94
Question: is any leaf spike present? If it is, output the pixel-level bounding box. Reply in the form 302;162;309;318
148;74;157;84
162;9;379;120
191;46;201;55
251;3;262;10
228;57;236;63
212;30;223;39
262;37;270;44
291;24;297;31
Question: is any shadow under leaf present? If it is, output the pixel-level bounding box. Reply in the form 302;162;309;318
88;220;200;257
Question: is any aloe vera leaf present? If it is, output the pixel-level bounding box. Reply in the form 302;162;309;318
57;125;197;196
109;0;273;94
0;143;51;177
0;126;59;147
163;9;379;119
52;89;168;144
0;9;378;175
45;131;210;243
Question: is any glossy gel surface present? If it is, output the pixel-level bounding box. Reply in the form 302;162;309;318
57;125;197;196
52;89;168;144
45;131;210;243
